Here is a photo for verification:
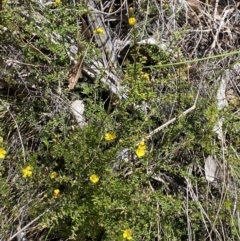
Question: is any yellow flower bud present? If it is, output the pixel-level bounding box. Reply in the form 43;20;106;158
128;17;136;27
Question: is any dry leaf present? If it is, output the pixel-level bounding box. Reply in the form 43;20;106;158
70;100;86;127
68;36;87;90
68;57;83;90
205;155;219;182
81;16;91;43
186;0;201;11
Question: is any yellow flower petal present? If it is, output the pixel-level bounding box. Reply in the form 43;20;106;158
139;141;145;146
104;132;116;141
26;166;32;171
93;27;105;35
135;148;146;158
54;189;60;198
90;174;99;184
50;171;57;179
0;147;6;159
123;229;133;240
135;141;146;158
53;0;61;7
22;165;33;178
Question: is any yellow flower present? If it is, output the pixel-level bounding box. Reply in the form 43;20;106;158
163;3;169;9
128;17;136;27
104;132;116;141
50;171;57;179
135;141;146;158
0;147;6;159
142;73;150;82
93;27;105;35
53;0;61;7
22;166;33;178
83;8;88;14
54;189;60;198
123;229;133;240
90;174;99;184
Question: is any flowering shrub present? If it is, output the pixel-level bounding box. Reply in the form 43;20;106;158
1;1;240;241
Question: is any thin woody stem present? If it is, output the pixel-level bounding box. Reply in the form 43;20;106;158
146;104;196;140
146;78;201;140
